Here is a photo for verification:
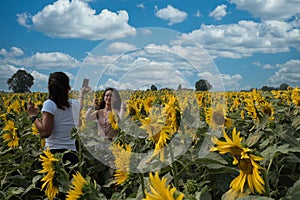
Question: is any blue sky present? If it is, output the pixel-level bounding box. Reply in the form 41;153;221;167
1;0;299;92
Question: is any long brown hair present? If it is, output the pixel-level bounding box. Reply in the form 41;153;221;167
98;87;121;110
48;72;70;110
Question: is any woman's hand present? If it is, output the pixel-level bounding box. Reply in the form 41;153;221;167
121;101;127;110
27;101;40;117
79;86;91;97
94;98;100;110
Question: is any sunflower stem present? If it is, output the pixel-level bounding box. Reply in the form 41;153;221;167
77;135;83;173
262;170;270;197
73;128;82;173
140;173;146;198
169;142;179;188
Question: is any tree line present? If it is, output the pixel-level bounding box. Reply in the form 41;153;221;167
6;69;293;93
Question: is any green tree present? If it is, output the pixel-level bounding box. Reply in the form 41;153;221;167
261;85;276;91
195;79;212;91
150;84;157;91
177;84;182;90
7;69;34;93
278;83;289;90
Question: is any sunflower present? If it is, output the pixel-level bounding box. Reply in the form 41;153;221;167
108;110;119;130
224;117;233;129
40;138;46;149
291;87;300;107
144;96;155;114
125;99;141;121
206;104;227;130
140;106;174;161
240;109;245;120
244;99;259;122
196;93;205;108
211;128;265;194
230;155;265;194
110;143;132;185
0;113;7;122
66;171;88;200
260;101;274;120
140;106;166;137
38;149;59;200
2;132;19;148
7;100;21;114
32;123;39;135
79;109;87;131
164;99;180;134
3;120;17;133
230;97;241;112
144;171;184;200
211;127;251;165
149;126;172;161
2;120;19;148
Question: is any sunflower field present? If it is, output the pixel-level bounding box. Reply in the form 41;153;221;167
0;88;300;200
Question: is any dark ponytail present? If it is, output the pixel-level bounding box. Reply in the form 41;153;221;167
48;72;70;110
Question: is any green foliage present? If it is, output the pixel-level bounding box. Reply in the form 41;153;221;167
7;69;34;93
0;89;300;199
195;79;212;91
150;84;157;91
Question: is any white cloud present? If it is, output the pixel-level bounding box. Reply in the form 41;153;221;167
82;43;216;90
0;65;22;91
82;53;119;67
17;0;136;40
253;61;274;69
262;64;273;69
93;55;192;91
141;28;152;35
106;42;137;53
195;10;201;18
27;70;77;92
0;49;7;56
11;47;24;57
144;43;214;69
0;47;79;71
111;61;189;90
22;52;80;70
209;4;227;20
0;62;77;92
268;59;300;87
197;71;241;91
179;19;300;58
220;73;242;91
30;70;49;91
16;12;32;28
0;47;24;57
155;5;187;25
136;3;145;9
230;0;300;20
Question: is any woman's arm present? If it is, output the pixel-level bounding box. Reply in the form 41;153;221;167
33;111;54;138
78;87;91;111
85;107;98;121
28;101;53;138
118;101;126;120
78;87;91;127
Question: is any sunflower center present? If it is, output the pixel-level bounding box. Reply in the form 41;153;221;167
262;106;272;116
238;158;253;174
129;107;136;116
230;146;243;160
212;111;225;125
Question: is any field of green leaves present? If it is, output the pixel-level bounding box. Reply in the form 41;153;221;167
0;88;300;200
